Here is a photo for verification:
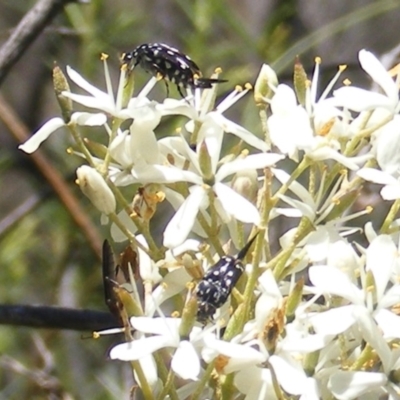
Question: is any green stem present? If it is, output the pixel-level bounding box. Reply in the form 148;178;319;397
221;373;235;400
197;211;224;256
380;199;400;234
130;360;154;400
259;108;270;148
107;212;148;254
101;118;121;175
349;343;375;371
67;123;95;166
190;361;215;400
157;369;177;400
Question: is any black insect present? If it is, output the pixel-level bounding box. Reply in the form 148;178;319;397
122;43;227;98
196;235;258;323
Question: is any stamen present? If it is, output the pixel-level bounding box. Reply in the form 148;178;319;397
102;55;115;106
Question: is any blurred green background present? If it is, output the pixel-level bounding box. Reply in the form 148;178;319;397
1;0;400;398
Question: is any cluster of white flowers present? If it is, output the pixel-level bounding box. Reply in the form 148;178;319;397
19;49;400;399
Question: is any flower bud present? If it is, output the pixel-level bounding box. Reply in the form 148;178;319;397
254;64;278;107
53;64;73;123
76;165;116;215
293;56;308;106
198;140;214;183
231;168;258;204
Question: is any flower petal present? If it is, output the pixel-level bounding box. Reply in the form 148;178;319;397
19;117;64;153
355;306;392;374
163;186;207;248
357;168;397;185
309;305;356;335
130;317;180;337
359;49;398;103
171;341;200;380
66;66;108;99
109;335;172;361
309;266;363;304
334;87;393;111
213;182;260;224
210;112;268;151
374;308;400;340
366;235;396;301
132;165;201;185
215;153;283;181
269;354;307;395
329;371;387;400
71;112;107;126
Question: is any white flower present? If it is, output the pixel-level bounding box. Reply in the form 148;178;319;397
239;270;324;399
202;334;267;375
161;85;269;151
108;101;163;186
334;49;400;113
273;167;366;265
308;234;400;387
267;79;367;169
62;62;141;119
268;84;314;158
160;136;283;248
109;317;201;381
122;126;281;248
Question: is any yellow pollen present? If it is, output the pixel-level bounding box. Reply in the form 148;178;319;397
389;63;400;77
343;79;351;86
366;285;375;293
244;82;253;90
92;332;100;339
318;118;335;136
215;355;230;374
315;56;322;64
100;53;109;61
121;63;128;72
240;149;250;157
193;73;200;79
214;67;223;74
339;64;347;72
66;147;73;154
365;205;373;214
156;72;164;81
235;85;243;92
171;311;180;318
75;178;80;185
156;191;166;202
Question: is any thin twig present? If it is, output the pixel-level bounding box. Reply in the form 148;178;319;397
0;305;118;331
0;0;85;85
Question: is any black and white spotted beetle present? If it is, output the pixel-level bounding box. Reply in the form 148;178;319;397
121;43;227;98
196;235;258;323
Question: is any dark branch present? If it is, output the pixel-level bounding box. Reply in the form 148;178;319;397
0;0;86;85
0;305;119;331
